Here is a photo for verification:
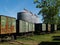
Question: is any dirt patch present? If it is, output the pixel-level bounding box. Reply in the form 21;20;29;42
8;40;39;45
9;41;24;45
19;40;39;45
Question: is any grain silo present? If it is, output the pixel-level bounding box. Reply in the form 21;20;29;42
17;12;32;23
34;14;40;23
17;9;40;23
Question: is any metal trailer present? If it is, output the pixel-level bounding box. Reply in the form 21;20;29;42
28;22;35;35
35;23;46;34
46;24;57;33
16;20;35;36
0;15;16;41
35;23;57;34
16;20;29;36
51;24;57;33
16;20;24;36
35;23;41;34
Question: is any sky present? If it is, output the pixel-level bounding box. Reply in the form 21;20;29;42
0;0;43;23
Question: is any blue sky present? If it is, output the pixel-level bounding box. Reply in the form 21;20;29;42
0;0;43;23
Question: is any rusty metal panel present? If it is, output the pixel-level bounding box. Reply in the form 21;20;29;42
7;17;11;33
1;16;7;34
11;18;16;33
0;15;16;34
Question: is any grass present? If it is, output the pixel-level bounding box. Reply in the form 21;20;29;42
0;42;29;45
0;30;60;45
16;30;60;44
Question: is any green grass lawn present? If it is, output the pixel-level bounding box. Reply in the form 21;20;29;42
0;30;60;45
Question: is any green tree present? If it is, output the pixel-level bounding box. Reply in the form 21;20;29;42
34;0;60;24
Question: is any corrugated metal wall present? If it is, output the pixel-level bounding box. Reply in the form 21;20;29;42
32;24;35;31
35;23;57;34
19;20;23;33
0;15;16;34
1;16;7;34
11;18;16;33
42;24;46;31
28;23;32;32
16;20;35;33
26;22;29;32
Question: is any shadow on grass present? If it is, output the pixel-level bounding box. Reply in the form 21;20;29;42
38;41;60;45
52;36;60;41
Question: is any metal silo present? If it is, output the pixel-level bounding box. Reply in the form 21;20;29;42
35;15;40;23
17;9;34;23
17;12;31;22
36;17;40;23
17;8;40;23
32;15;36;23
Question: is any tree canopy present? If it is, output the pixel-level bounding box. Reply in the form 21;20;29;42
34;0;60;24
